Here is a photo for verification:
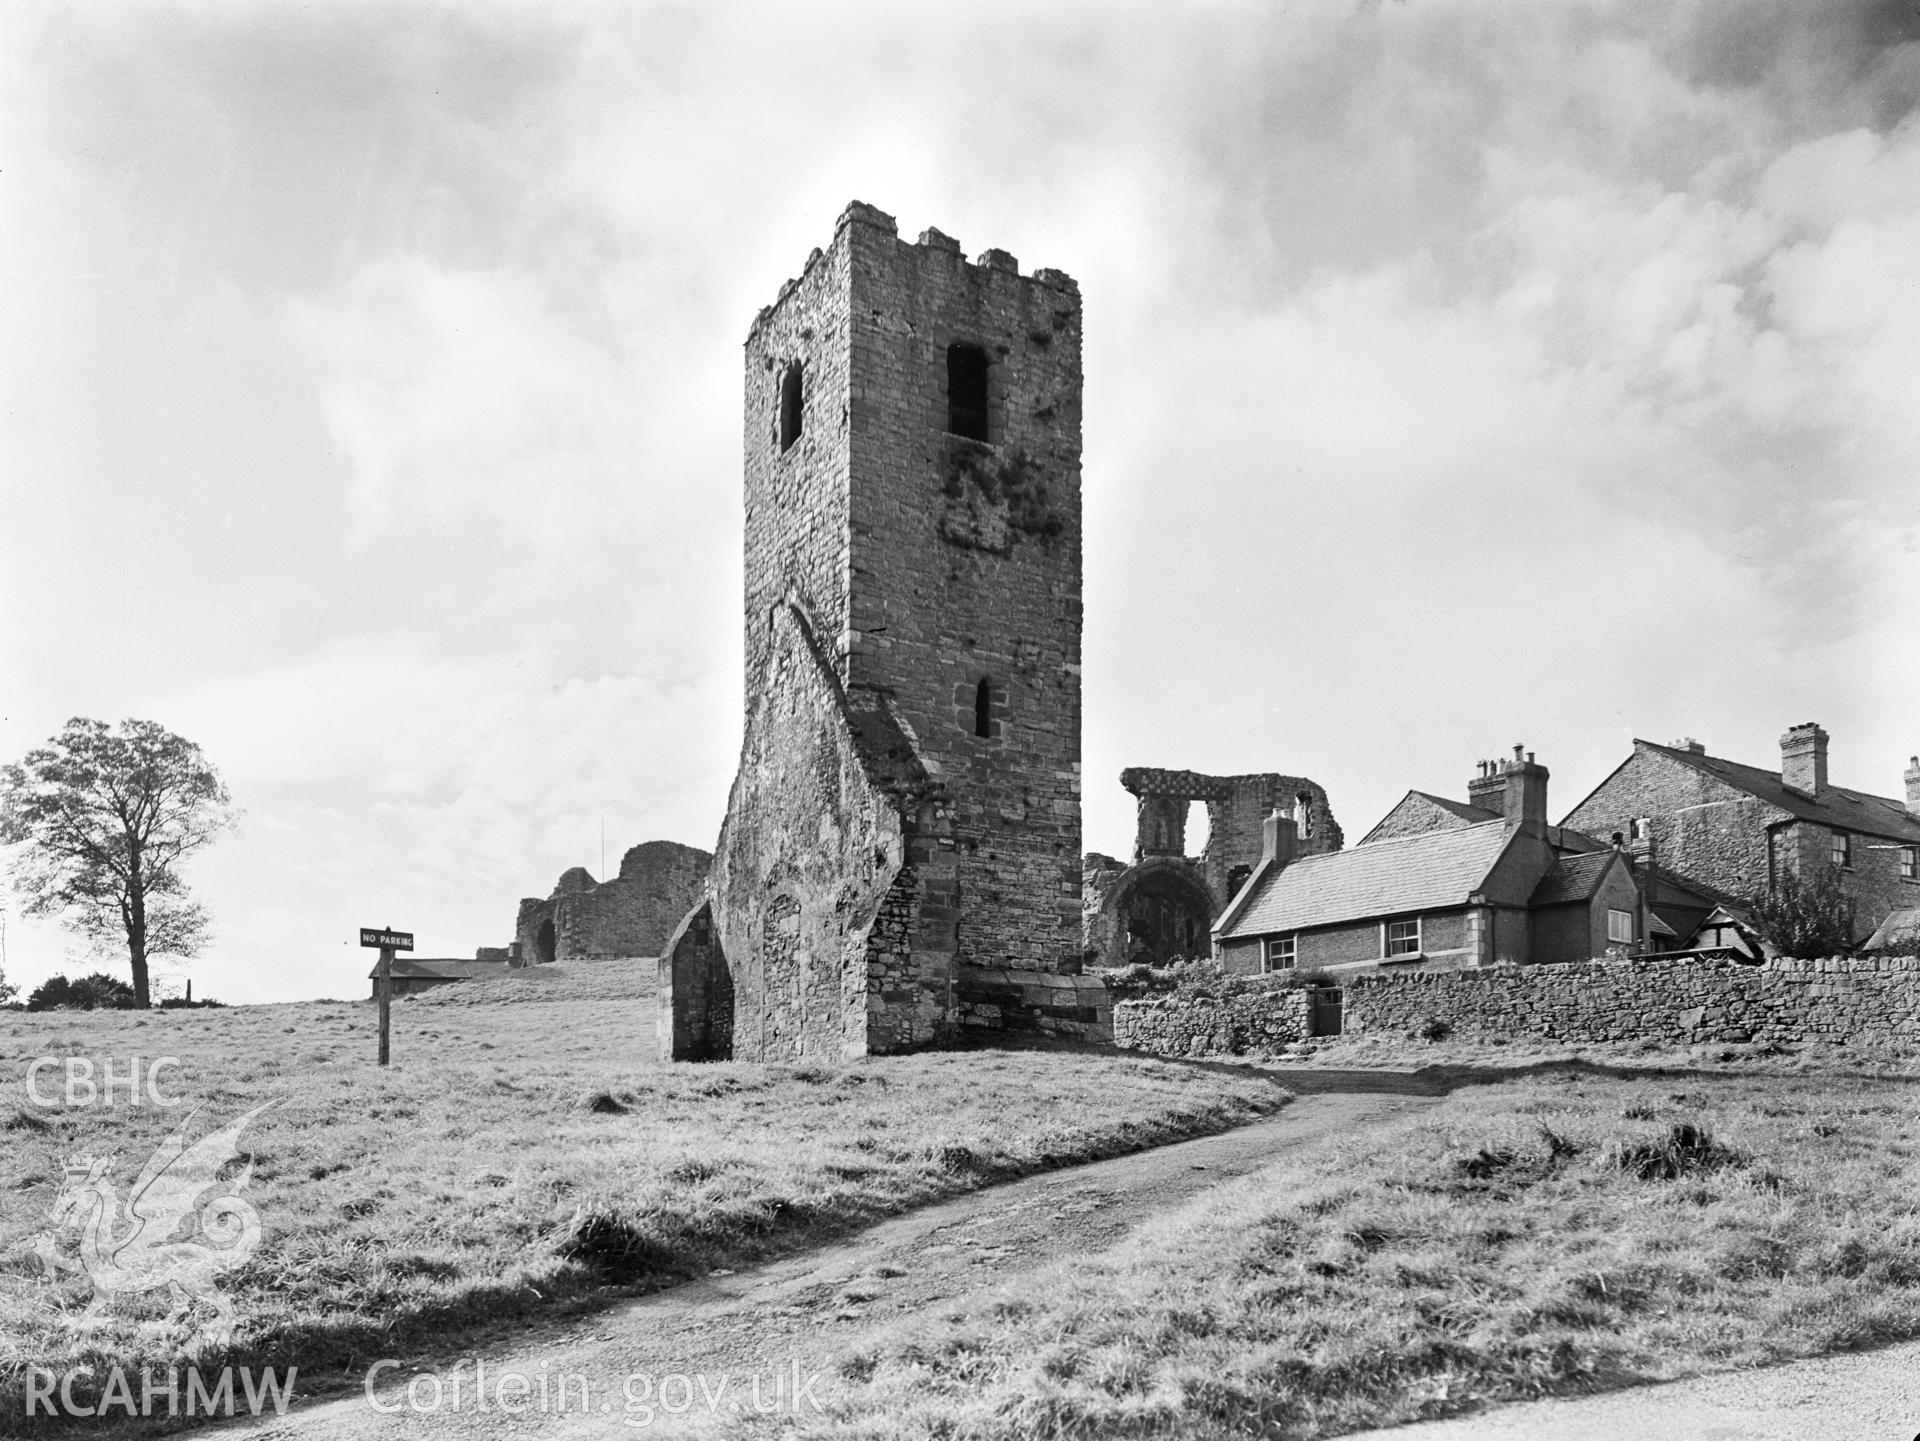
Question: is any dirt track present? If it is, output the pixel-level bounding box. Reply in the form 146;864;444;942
232;1075;1442;1439
1340;1338;1920;1441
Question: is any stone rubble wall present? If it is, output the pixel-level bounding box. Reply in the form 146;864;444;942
1347;953;1920;1045
1111;988;1312;1056
1109;955;1920;1056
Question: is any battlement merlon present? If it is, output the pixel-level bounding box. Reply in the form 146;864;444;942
747;201;1079;343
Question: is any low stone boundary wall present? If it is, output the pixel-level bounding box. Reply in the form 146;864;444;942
1112;988;1312;1057
1347;953;1920;1046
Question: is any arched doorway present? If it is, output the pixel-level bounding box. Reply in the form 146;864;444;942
536;917;557;966
1106;860;1216;967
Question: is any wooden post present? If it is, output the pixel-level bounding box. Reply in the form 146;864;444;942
377;944;394;1066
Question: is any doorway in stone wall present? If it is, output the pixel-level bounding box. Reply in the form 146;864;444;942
536;918;557;966
1309;986;1343;1037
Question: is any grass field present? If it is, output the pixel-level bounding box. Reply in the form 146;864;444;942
0;961;1290;1423
808;1066;1920;1439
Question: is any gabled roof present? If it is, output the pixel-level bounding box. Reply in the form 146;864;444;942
1528;850;1623;907
1355;790;1500;846
1632;739;1920;845
1221;820;1514;938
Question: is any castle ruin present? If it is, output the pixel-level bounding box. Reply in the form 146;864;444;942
1083;768;1343;968
512;840;710;965
661;202;1098;1061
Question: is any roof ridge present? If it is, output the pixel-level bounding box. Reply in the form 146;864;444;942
1643;737;1910;815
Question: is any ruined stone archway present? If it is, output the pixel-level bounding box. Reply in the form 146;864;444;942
535;918;556;966
1102;857;1217;967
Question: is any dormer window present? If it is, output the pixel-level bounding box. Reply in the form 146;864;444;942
947;344;990;441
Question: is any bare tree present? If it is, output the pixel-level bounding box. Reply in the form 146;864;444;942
0;718;236;1007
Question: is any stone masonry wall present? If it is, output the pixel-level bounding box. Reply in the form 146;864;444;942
959;966;1112;1041
742;228;854;715
706;603;939;1061
1564;749;1780;904
1112;989;1313;1056
1365;792;1484;844
1346;953;1920;1046
512;842;710;965
840;209;1084;976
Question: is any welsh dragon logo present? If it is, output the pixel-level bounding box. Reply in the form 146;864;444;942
11;1102;275;1348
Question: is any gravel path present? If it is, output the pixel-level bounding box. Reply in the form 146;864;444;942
1341;1339;1920;1440
230;1077;1441;1439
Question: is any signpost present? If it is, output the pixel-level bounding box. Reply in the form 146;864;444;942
359;927;414;1066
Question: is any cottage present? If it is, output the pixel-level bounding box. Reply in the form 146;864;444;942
1215;748;1656;976
1563;726;1920;945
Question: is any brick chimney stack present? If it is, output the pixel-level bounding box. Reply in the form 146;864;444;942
1261;804;1298;871
1905;755;1920;818
1780;723;1828;798
1467;758;1506;813
1501;744;1550;837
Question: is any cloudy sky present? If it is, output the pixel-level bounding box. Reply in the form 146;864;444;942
3;1;1917;1004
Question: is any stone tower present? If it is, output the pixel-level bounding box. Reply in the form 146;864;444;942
660;201;1098;1062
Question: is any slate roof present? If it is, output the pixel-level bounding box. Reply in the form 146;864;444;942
1528;850;1620;907
1637;740;1920;845
1221;821;1514;938
368;958;514;981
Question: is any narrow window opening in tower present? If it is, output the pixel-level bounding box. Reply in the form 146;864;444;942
947;344;990;441
778;362;804;452
974;677;993;738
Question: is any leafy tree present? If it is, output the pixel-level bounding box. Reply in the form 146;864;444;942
26;971;139;1011
0;718;236;1007
1741;865;1857;959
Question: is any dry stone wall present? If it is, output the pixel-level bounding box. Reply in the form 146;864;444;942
1347;954;1920;1046
1112;955;1920;1056
1112;989;1312;1056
